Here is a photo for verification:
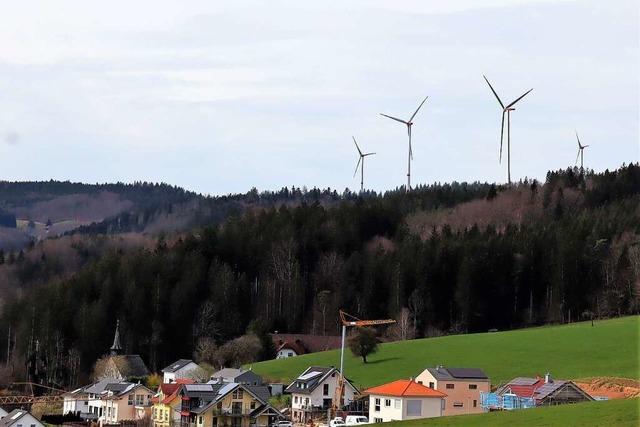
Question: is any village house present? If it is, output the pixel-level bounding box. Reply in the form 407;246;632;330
0;410;44;427
179;382;282;427
152;379;194;427
496;373;594;406
286;366;358;424
270;334;342;359
99;382;155;425
415;366;490;416
162;360;201;384
209;368;263;386
364;379;447;422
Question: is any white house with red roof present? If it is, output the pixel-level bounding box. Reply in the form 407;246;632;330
363;379;447;422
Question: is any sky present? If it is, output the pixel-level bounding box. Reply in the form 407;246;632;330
0;0;638;196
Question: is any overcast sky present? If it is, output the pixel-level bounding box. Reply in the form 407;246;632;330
1;0;638;196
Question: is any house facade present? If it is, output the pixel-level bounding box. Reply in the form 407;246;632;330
152;381;193;427
286;366;358;424
62;386;92;419
99;383;154;425
179;382;281;427
163;360;201;384
0;410;44;427
364;379;446;422
415;366;490;416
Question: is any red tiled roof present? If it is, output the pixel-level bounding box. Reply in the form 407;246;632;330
159;379;194;404
271;334;342;355
364;380;447;398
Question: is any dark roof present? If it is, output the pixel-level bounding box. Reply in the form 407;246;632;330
0;410;41;427
162;359;195;373
187;383;272;415
112;355;150;377
181;383;223;400
285;366;359;395
426;367;489;381
250;403;284;419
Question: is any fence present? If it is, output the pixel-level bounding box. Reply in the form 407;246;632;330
480;392;536;411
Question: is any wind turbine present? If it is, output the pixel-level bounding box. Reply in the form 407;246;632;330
380;95;428;190
352;136;376;192
574;130;589;170
483;76;533;184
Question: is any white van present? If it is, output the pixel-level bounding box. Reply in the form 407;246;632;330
345;416;369;426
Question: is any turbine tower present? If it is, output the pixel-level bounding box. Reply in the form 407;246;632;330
574;130;589;170
483;76;533;184
352;136;376;192
380;95;428;190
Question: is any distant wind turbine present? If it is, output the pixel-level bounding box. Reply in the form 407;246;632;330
380;95;428;190
574;130;589;170
352;136;376;192
483;76;533;184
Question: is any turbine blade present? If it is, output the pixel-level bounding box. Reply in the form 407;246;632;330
483;75;504;109
353;157;362;177
575;148;581;166
364;152;376;156
583;145;589;148
499;111;505;163
506;88;533;109
353;136;363;155
380;113;408;124
409;96;428;122
575;129;582;148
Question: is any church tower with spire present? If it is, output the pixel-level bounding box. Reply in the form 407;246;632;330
110;320;124;356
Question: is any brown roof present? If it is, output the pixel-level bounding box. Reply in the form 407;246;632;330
270;334;342;355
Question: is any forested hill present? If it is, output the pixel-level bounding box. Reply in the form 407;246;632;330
0;164;638;388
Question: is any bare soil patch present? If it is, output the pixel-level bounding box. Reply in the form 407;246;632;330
574;377;640;399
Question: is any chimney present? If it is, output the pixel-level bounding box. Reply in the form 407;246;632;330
545;373;551;383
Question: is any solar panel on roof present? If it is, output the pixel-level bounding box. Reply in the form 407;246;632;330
187;384;214;391
509;378;538;386
299;371;322;380
447;368;488;379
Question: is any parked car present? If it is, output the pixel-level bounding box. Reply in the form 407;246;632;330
319;417;346;427
272;421;293;427
345;416;369;426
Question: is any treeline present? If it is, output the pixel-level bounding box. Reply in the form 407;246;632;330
0;165;638;388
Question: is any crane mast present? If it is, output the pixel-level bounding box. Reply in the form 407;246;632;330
332;311;395;419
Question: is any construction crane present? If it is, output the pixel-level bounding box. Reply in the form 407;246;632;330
332;310;395;419
0;382;66;405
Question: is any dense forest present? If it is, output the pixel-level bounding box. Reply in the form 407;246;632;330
0;164;638;389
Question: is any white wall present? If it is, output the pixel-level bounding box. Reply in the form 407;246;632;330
368;395;442;422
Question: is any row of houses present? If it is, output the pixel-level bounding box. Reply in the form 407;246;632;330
286;365;596;423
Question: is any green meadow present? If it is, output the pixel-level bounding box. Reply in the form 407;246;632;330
385;398;639;427
250;316;639;389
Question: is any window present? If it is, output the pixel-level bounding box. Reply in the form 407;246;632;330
446;384;454;389
232;402;242;415
384;399;391;407
406;400;422;416
473;400;477;408
453;402;463;408
394;399;400;409
373;419;382;424
232;389;244;399
136;394;144;405
323;384;329;395
294;396;298;404
374;398;380;412
428;382;434;389
469;384;477;390
304;398;309;406
199;416;203;424
250;401;256;410
288;352;293;357
165;410;169;421
128;395;134;405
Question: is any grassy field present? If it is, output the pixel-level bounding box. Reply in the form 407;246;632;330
383;398;639;427
250;316;639;389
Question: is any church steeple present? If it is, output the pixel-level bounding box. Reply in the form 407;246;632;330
110;320;124;356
